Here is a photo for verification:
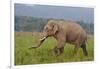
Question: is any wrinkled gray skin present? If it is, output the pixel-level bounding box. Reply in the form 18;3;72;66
30;20;88;56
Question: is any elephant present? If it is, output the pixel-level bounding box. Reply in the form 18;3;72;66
30;19;88;56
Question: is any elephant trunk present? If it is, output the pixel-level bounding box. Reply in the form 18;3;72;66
29;32;47;49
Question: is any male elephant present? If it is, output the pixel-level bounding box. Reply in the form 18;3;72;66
30;19;88;56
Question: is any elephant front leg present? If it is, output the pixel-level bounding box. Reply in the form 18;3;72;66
73;45;80;56
59;47;64;54
53;47;60;56
53;41;65;56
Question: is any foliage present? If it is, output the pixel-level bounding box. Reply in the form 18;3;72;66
15;16;47;32
15;16;94;35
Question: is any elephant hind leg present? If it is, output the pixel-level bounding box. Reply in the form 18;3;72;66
81;43;88;56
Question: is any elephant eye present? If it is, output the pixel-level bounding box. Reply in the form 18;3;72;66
46;30;49;32
44;26;52;33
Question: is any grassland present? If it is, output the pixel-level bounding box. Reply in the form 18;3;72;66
15;32;94;65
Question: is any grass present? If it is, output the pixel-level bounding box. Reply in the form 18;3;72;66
15;32;94;65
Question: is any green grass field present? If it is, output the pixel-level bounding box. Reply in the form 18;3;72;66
15;32;94;65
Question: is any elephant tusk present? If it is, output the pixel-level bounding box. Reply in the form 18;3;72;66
40;37;46;41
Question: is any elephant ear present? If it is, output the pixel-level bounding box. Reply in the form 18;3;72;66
53;23;59;34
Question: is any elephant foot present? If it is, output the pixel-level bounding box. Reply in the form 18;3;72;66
53;47;61;56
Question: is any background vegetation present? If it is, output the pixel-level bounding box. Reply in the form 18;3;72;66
15;16;94;34
15;32;94;65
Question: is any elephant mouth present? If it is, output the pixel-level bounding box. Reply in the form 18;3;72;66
39;37;46;41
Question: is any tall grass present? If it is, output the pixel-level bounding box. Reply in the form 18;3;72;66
15;32;94;65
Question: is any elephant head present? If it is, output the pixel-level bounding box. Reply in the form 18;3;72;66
41;20;59;40
29;20;59;49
